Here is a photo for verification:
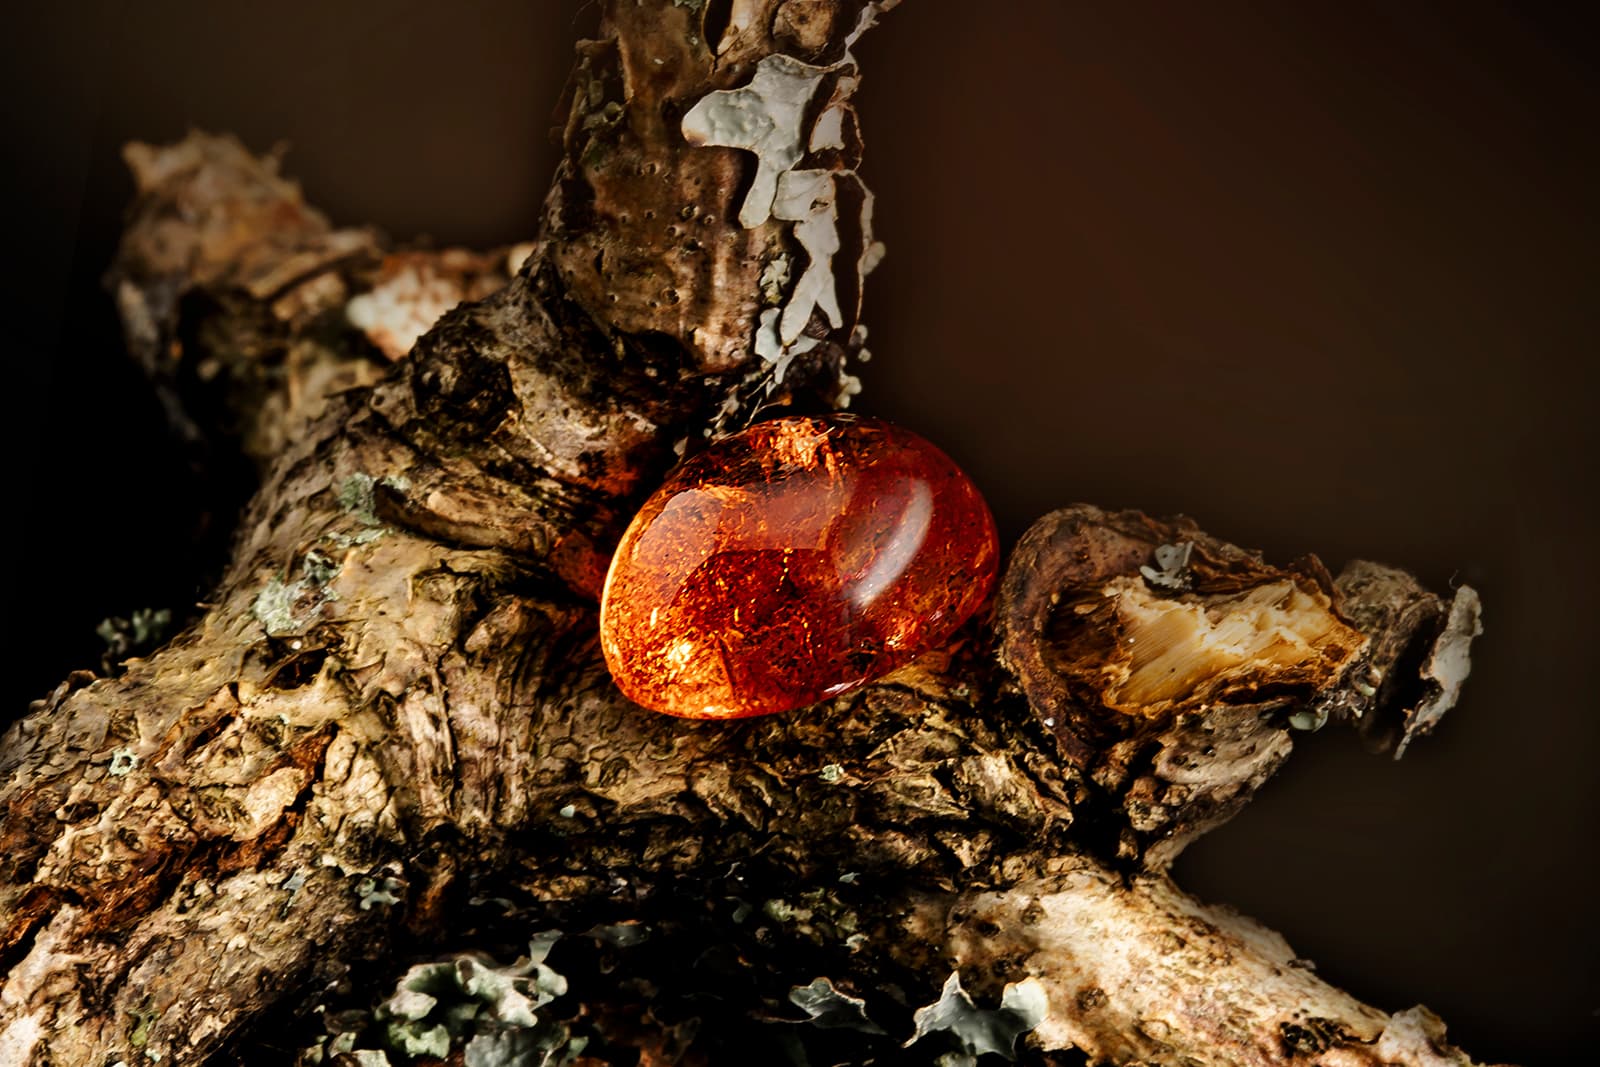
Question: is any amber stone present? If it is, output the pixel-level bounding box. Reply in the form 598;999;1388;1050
599;414;999;719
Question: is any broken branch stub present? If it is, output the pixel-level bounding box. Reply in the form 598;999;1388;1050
996;505;1481;868
110;134;391;471
1331;561;1484;758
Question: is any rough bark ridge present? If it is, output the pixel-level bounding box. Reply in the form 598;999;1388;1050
0;3;1490;1065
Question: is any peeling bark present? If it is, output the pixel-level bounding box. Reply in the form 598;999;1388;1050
1;2;1492;1065
928;868;1480;1066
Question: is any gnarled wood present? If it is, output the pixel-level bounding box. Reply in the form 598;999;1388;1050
0;3;1489;1065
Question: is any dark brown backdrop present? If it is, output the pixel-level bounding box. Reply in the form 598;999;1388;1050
6;2;1595;1062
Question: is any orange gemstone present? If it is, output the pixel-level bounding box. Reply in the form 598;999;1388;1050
599;414;999;719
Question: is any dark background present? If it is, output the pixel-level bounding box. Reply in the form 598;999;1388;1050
6;1;1595;1061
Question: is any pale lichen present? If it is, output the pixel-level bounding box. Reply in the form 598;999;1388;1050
772;168;844;343
681;54;833;229
761;888;862;948
356;874;404;911
906;972;1048;1064
810;105;847;152
337;472;383;526
279;869;310;918
680;22;885;381
252;577;301;636
326;471;409;548
754;308;819;383
1288;706;1330;732
303;935;584;1067
96;607;173;660
758;253;792;306
252;549;342;638
788;977;886;1034
1139;541;1195;593
762;898;813;924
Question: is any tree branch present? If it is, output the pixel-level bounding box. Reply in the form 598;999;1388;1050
0;3;1490;1065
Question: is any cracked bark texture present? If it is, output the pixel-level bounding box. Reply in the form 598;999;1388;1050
0;2;1491;1064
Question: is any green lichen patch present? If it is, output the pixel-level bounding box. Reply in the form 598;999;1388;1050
356;874;404;911
337;473;383;526
253;549;344;637
905;971;1047;1065
326;471;410;548
301;549;340;586
97;607;173;670
787;977;885;1035
126;1001;158;1049
290;889;942;1066
298;935;584;1067
760;887;861;946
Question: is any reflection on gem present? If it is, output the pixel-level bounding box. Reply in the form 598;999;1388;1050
599;414;998;719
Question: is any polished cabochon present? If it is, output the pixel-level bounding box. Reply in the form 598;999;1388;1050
599;415;999;719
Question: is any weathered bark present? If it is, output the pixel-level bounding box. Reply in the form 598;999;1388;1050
1;2;1491;1065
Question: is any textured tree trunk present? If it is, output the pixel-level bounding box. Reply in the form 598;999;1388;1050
0;3;1492;1065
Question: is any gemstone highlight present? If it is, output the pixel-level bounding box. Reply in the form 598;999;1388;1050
599;414;999;719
